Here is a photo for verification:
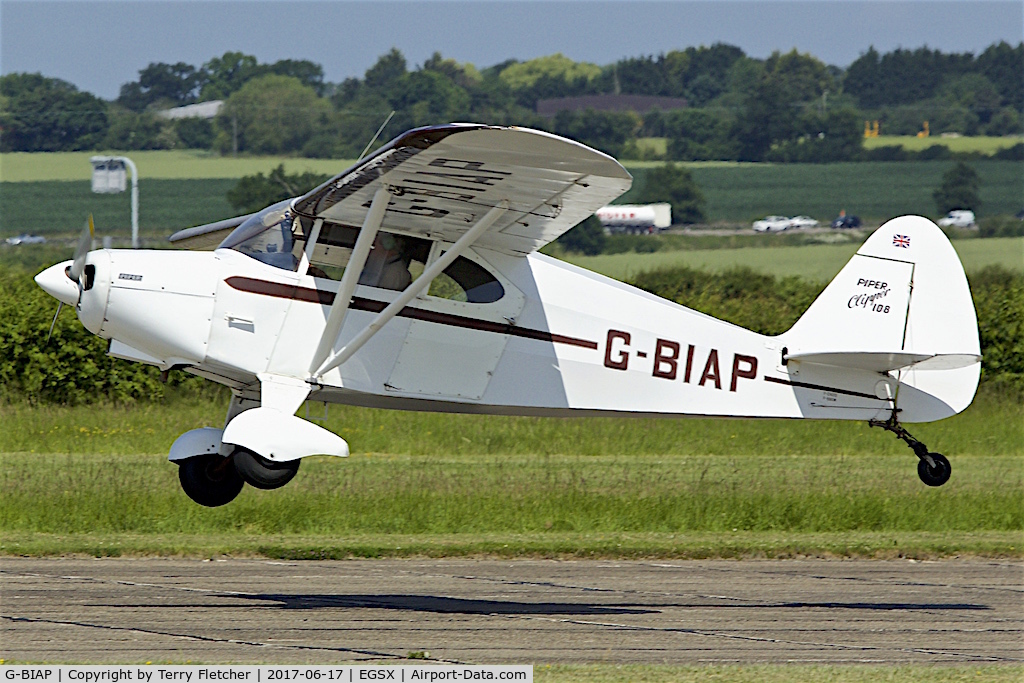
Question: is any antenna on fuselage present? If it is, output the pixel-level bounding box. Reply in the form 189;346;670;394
357;110;396;161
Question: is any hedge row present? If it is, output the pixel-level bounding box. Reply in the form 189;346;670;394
0;270;208;404
1;265;1021;405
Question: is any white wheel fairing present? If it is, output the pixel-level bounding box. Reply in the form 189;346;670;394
168;427;225;462
222;407;349;462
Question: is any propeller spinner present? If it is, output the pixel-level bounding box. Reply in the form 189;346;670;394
35;216;96;341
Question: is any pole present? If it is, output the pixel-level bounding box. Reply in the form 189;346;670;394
89;155;138;247
119;156;139;248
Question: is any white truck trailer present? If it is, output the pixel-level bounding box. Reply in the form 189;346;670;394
595;203;672;233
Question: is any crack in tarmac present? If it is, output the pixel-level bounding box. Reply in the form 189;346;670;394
0;570;462;663
642;561;1024;595
1;614;405;660
3;560;1021;665
496;613;1022;663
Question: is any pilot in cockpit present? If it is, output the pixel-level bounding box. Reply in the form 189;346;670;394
358;233;412;291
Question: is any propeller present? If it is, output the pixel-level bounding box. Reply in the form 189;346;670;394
44;215;94;344
69;214;94;285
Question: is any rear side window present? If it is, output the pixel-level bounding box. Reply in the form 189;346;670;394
429;256;504;304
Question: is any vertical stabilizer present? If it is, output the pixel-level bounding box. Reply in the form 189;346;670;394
781;216;980;422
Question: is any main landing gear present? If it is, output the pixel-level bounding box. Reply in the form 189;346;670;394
233;448;301;490
177;449;301;507
178;452;245;507
869;413;951;487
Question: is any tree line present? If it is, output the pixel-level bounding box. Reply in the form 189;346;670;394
1;42;1021;162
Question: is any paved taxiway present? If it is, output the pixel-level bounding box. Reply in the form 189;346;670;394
2;558;1021;664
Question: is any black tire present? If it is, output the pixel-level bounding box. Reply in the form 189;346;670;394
232;448;301;490
918;452;952;487
178;453;245;507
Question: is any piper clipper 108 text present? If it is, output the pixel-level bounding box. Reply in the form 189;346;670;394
35;125;981;506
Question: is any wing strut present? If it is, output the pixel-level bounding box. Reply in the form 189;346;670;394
307;187;391;376
312;199;509;380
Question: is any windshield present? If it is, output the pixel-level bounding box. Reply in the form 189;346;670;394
218;200;299;271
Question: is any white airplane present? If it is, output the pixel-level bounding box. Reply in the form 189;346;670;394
35;124;981;507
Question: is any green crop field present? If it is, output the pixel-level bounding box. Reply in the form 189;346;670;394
626;160;1024;223
864;135;1024;153
0;150;355;182
0;178;238;239
566;236;1024;281
2;155;1021;238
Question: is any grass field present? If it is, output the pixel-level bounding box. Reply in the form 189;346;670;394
533;664;1024;683
864;135;1024;153
1;387;1020;558
2;446;1019;558
566;236;1024;281
629;137;669;157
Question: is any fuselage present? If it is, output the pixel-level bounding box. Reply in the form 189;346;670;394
36;245;900;422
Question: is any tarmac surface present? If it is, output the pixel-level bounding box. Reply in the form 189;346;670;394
2;557;1022;664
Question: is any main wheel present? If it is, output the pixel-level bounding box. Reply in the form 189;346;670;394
178;453;245;507
232;448;301;490
918;452;951;487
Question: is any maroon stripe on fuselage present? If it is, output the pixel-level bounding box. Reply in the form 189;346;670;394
763;374;880;401
224;276;598;350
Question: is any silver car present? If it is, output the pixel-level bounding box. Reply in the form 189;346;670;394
752;216;791;232
788;215;819;230
5;234;47;245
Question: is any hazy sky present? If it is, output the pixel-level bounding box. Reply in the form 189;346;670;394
2;1;1021;99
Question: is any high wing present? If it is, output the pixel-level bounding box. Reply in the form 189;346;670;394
292;124;633;255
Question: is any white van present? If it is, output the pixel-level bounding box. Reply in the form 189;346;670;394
937;210;976;228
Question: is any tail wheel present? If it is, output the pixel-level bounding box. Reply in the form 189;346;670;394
232;448;301;490
917;452;951;487
870;415;953;487
178;453;244;507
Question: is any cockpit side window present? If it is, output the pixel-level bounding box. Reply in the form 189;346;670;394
428;255;505;304
306;226;432;293
305;222;360;280
358;232;431;291
293;219;504;304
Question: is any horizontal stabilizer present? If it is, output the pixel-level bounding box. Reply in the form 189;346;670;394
788;351;982;373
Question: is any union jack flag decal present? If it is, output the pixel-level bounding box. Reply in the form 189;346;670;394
893;234;911;248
